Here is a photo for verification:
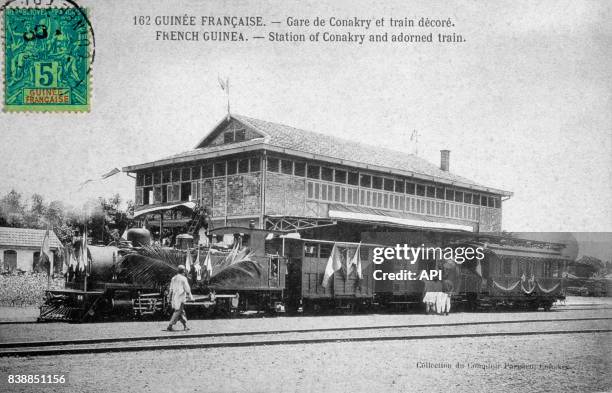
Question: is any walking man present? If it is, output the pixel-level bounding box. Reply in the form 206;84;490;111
166;265;194;331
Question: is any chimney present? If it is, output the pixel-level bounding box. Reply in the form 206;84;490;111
440;150;450;171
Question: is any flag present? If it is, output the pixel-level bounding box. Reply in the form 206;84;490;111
69;247;78;270
194;248;202;281
185;249;193;273
79;231;88;273
40;229;52;275
218;75;228;92
475;259;482;277
204;248;212;278
322;243;342;288
101;168;120;179
61;247;69;275
346;243;362;279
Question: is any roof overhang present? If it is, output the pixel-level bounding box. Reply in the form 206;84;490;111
328;207;475;233
133;201;196;217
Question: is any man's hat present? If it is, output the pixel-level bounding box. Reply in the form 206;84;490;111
177;265;185;273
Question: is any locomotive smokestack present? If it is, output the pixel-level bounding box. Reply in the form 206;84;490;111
440;150;450;171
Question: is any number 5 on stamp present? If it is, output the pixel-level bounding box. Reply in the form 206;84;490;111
3;6;93;112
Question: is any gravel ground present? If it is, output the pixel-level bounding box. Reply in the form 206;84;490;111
1;307;610;344
0;332;609;393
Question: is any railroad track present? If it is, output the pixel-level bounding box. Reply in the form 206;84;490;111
0;304;610;325
1;317;610;357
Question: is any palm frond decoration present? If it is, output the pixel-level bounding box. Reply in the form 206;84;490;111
118;245;182;286
209;259;262;288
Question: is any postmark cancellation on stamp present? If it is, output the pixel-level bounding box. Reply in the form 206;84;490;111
3;6;92;112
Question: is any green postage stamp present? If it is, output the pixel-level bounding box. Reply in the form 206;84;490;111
3;7;92;112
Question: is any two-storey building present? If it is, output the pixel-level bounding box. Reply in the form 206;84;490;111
122;114;511;238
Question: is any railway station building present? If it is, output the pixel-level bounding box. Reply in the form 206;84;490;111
123;114;512;242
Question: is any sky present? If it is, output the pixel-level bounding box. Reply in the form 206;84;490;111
1;0;611;232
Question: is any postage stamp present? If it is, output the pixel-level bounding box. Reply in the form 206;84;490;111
3;5;92;112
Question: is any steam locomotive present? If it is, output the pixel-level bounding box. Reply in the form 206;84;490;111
39;227;569;322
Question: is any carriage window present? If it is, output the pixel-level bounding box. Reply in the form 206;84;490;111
304;243;318;257
319;244;333;259
153;171;161;184
383;178;394;192
171;169;181;182
395;180;405;193
405;182;415;195
416;184;426;197
182;167;191;181
436;187;444;200
426;186;435;198
162;170;171;183
269;257;279;279
372;177;383;190
347;172;359;186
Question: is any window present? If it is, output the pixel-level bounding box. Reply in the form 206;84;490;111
416;184;425;197
281;160;293;175
436;187;444;200
227;160;238;175
161;185;168;202
181;167;191;181
348;172;359;186
481;195;488;206
143;186;153;205
238;159;249;173
360;174;371;188
162;170;171;183
223;132;233;144
494;197;501;209
445;189;454;201
307;165;320;179
153;171;161;184
464;193;472;204
426;186;435;198
455;191;463;203
321;167;333;181
250;157;261;172
488;197;495;208
191;167;201;180
3;250;17;272
267;158;279;172
406;182;415;195
383;178;394;192
304;243;318;257
471;194;480;205
171;169;181;182
395;180;405;193
202;164;213;178
144;172;153;186
294;162;306;176
136;173;144;187
372;176;383;190
334;170;346;184
235;129;246;142
214;162;226;177
181;182;191;201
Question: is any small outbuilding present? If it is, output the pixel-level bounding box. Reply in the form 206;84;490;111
0;227;62;273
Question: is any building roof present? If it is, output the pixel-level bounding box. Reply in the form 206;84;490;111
0;227;62;249
124;114;512;196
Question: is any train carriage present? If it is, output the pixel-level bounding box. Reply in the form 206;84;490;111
280;238;376;313
447;240;569;310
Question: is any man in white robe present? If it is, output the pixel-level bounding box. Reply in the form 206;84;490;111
166;265;194;331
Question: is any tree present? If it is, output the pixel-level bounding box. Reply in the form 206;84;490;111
0;190;26;227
